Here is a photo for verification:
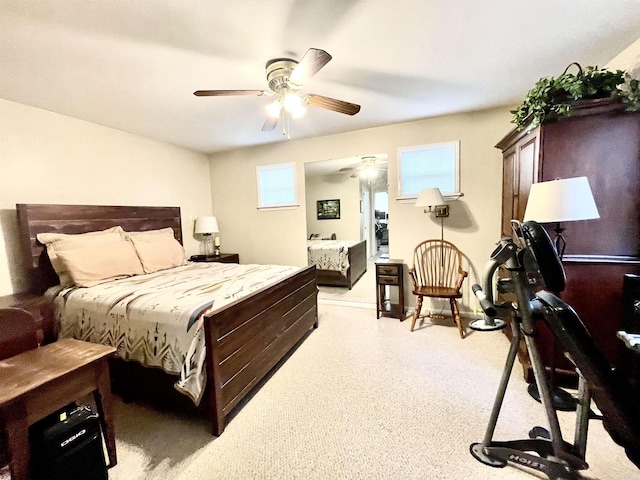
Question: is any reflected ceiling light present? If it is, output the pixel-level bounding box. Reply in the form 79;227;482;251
360;168;377;179
359;156;378;179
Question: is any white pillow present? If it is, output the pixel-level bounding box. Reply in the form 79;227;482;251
37;226;125;287
126;228;187;273
56;239;145;287
309;233;335;240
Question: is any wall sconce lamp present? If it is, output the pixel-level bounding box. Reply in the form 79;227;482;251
194;215;220;256
415;188;449;240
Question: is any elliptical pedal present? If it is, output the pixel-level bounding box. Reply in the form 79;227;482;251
529;426;550;440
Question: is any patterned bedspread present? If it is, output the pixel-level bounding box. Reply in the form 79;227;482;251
47;262;300;405
307;240;358;275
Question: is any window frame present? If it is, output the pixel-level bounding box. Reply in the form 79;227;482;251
255;162;299;211
396;140;460;201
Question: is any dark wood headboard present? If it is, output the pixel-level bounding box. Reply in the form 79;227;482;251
16;204;183;294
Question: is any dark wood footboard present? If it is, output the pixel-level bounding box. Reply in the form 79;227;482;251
316;240;367;289
347;240;367;289
203;265;318;435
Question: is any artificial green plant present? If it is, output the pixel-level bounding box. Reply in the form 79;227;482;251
511;63;640;130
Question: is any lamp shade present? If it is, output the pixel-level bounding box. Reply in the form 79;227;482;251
194;215;219;234
415;188;445;208
523;177;600;223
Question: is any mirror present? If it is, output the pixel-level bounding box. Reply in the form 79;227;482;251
304;154;389;305
304;154;389;259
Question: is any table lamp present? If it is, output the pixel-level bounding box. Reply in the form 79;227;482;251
523;176;600;257
194;216;219;256
523;176;599;410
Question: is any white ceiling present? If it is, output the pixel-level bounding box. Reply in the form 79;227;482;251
305;153;387;177
2;1;640;154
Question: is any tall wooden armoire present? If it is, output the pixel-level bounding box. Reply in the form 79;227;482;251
496;98;640;386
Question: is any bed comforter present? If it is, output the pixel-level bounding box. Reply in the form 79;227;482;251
48;262;300;404
307;240;358;276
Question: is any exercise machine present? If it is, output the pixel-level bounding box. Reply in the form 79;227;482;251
469;220;640;479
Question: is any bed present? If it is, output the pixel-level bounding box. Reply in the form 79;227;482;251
307;235;367;289
16;203;318;435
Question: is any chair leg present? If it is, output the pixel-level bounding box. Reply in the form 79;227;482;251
411;296;423;332
450;298;465;339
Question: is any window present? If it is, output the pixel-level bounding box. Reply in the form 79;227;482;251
256;162;298;209
397;141;460;199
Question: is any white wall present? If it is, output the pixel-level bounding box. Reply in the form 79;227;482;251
208;106;514;311
607;36;640;75
0;99;212;295
0;97;515;313
305;174;361;240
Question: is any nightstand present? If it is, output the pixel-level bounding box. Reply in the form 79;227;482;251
0;293;55;345
190;253;240;264
375;259;405;320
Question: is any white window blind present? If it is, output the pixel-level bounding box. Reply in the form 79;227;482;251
256;162;298;209
397;141;459;198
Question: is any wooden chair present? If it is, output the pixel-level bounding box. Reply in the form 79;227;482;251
409;239;468;338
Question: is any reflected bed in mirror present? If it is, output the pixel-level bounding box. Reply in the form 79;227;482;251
307;238;367;289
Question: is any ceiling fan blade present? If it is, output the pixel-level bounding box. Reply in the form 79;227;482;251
305;94;361;115
193;90;267;97
289;48;332;87
261;114;280;132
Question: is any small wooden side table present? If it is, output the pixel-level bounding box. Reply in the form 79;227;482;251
0;338;117;480
376;259;405;320
190;253;240;264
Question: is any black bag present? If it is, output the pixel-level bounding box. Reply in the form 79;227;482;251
29;404;108;480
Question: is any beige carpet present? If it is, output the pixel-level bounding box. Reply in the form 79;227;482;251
102;302;635;480
3;301;637;479
316;258;378;306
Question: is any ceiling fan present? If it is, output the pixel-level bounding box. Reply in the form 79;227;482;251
339;156;387;178
194;48;361;133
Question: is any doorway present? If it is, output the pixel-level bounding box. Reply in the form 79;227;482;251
373;191;389;260
360;171;389;259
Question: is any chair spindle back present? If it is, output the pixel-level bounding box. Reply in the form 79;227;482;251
412;239;463;289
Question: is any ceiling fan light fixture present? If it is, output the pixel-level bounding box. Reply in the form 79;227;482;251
266;99;282;118
194;48;360;133
283;92;306;118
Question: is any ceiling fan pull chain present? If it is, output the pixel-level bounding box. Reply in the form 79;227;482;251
282;109;287;137
282;109;292;139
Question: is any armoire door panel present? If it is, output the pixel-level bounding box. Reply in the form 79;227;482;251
540;111;640;257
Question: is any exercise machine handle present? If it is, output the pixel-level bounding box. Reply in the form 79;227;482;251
472;284;497;318
617;331;640;353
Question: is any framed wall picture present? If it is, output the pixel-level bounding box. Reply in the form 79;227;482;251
317;199;340;220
